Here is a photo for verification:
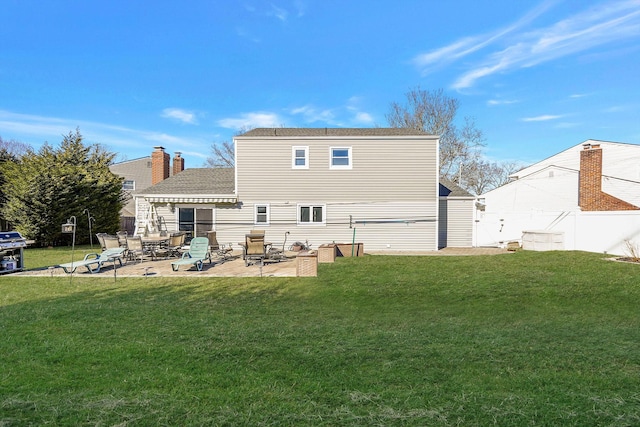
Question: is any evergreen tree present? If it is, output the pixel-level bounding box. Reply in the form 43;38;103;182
1;130;125;246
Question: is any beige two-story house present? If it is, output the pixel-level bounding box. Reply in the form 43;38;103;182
134;128;442;251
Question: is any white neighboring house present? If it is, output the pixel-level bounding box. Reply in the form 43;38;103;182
133;128;459;252
476;140;640;255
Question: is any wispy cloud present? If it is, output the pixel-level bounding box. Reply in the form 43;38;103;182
161;108;198;124
290;105;335;123
487;99;519;106
602;104;631;113
345;97;375;124
353;111;374;124
0;110;204;157
521;114;563;122
414;0;640;90
217;112;283;129
268;4;288;21
413;0;555;74
293;0;307;17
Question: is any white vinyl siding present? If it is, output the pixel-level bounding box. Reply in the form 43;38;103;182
234;133;440;251
439;197;474;248
236;136;438;202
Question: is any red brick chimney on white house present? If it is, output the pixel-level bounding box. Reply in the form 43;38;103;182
578;143;638;211
151;146;185;185
151;146;170;185
173;151;185;176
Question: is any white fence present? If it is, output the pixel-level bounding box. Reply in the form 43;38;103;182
475;209;640;256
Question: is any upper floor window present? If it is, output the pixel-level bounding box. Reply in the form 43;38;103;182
123;180;135;190
254;204;270;225
292;146;309;169
330;147;352;169
298;204;325;225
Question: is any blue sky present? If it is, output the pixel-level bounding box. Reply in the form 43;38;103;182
1;0;639;168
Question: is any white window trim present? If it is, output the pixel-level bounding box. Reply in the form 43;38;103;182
297;203;326;226
329;146;352;169
254;203;270;225
292;146;309;169
123;180;135;190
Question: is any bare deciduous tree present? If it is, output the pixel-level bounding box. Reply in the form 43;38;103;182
206;127;253;168
387;87;520;194
0;136;31;157
387;87;485;182
457;159;524;195
206;140;235;168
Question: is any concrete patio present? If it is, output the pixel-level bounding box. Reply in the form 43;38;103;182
15;247;510;278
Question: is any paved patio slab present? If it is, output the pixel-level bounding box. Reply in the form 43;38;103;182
15;247;510;278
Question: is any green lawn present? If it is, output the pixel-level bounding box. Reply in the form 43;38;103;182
1;249;639;426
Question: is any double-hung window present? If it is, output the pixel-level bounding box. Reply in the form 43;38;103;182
330;147;352;169
298;204;325;225
292;146;309;169
123;180;135;191
254;204;270;225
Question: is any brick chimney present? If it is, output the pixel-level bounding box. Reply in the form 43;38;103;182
579;143;638;211
151;146;170;185
173;151;185;176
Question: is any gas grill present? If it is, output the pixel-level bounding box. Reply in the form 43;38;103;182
0;231;27;273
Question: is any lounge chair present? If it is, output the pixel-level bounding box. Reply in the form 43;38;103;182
244;233;266;266
103;235;121;250
96;233;108;251
171;237;211;271
58;248;126;274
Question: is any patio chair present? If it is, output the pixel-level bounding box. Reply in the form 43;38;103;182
171;237;211;271
116;231;128;247
207;231;233;261
126;235;150;263
58;248;126;274
265;231;290;263
103;235;121;250
244;233;266;266
155;232;185;259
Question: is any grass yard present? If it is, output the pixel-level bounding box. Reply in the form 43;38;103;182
1;249;639;425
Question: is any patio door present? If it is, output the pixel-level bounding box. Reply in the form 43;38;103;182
178;207;215;240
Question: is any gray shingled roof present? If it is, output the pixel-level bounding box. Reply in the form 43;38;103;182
239;127;433;137
439;178;474;197
139;168;235;195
